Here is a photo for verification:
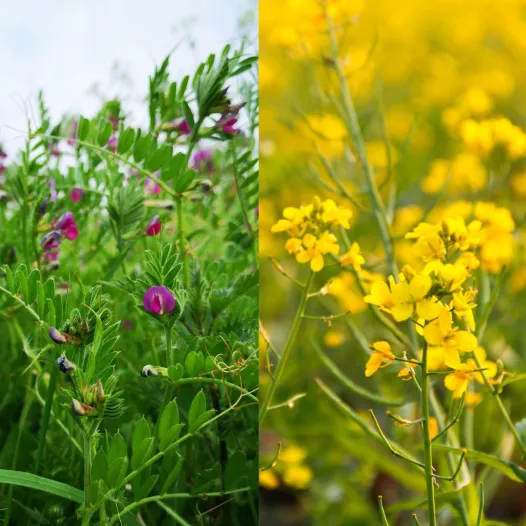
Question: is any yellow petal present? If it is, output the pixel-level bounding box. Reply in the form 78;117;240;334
391;303;413;322
454;331;478;352
311;253;324;272
423;320;443;346
365;353;384;377
409;274;432;300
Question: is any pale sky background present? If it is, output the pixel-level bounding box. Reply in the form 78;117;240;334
0;0;257;155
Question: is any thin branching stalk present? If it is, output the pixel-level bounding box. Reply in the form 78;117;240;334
259;271;314;424
421;342;437;525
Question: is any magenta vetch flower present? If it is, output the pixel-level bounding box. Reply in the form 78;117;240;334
52;212;78;240
71;188;84;203
192;149;214;173
143;286;176;314
171;118;191;135
146;215;161;236
107;136;117;153
48;142;60;157
144;173;161;195
41;231;61;262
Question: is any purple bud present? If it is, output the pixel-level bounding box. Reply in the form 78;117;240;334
107;136;117;152
143;286;176;315
57;355;76;374
71;188;83;203
49;327;67;344
171;118;191;135
41;231;61;250
39;197;50;215
146;215;161;237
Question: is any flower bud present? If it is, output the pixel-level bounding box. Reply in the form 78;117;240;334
96;380;105;405
57;355;76;374
141;365;168;377
71;399;98;417
143;286;176;315
49;327;67;344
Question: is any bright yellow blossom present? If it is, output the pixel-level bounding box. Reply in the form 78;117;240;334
259;469;280;490
365;341;395;377
423;309;478;367
444;363;477;398
340;242;365;271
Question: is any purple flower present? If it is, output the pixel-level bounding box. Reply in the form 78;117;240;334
39;197;50;215
49;327;67;344
71;188;84;203
144;173;161;195
192;149;214;173
143;286;176;314
218;116;239;134
146;215;161;236
171;118;191;135
52;212;78;240
107;136;117;153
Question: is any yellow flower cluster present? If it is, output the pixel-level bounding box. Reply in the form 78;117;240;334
259;445;314;491
271;196;354;272
364;216;501;398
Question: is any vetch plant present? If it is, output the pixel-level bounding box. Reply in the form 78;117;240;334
0;42;258;525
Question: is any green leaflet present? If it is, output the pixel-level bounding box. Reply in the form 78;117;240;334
0;470;84;504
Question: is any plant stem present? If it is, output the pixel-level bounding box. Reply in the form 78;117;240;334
230;142;257;265
325;9;397;278
421;343;437;526
34;361;58;475
260;271;314;425
176;197;189;287
472;353;526;458
165;324;174;367
82;431;93;526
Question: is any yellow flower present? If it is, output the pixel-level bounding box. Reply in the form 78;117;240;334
429;417;439;440
365;274;441;322
259;469;280;490
397;356;419;380
340;242;365;271
444;363;477;398
271;204;312;234
283;464;313;489
423;309;478;367
320;199;353;229
296;231;340;272
450;288;477;331
441;216;481;250
424;261;469;293
280;445;307;463
365;341;395;377
324;330;345;347
465;392;483;408
465;346;499;384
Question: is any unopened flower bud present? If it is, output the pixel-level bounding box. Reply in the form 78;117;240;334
96;380;105;404
71;399;98;417
49;327;67;344
141;365;168;377
312;196;322;211
57;355;76;374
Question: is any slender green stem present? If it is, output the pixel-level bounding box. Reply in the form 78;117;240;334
82;431;93;526
176;197;189;287
378;496;390;525
259;271;314;424
230;142;257;265
473;349;526;457
108;487;251;525
34;362;58;475
165;324;174;367
325;8;397;278
421;343;436;526
156;501;192;526
171;377;258;402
